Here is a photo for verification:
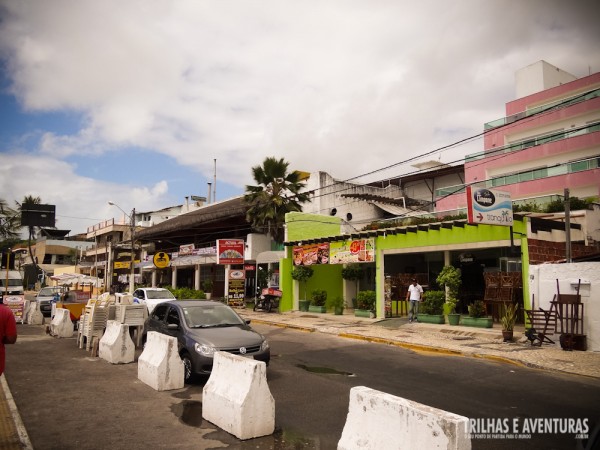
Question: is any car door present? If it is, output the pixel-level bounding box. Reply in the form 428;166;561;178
145;303;169;335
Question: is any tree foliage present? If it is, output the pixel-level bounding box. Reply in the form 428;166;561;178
244;157;310;243
0;199;20;241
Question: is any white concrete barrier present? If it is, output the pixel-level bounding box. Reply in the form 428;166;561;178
99;320;135;364
50;308;74;338
338;386;471;450
27;302;44;325
137;331;184;391
202;351;274;440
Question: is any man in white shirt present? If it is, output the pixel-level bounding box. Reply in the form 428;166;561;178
406;278;423;323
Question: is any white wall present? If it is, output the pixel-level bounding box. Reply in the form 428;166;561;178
529;262;600;351
515;61;577;99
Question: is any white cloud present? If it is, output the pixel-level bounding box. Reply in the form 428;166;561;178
1;0;599;232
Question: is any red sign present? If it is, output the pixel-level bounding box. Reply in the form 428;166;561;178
217;239;245;264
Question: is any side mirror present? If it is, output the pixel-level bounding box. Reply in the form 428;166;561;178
245;319;251;325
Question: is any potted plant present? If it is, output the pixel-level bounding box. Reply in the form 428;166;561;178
309;289;327;313
500;302;519;342
463;300;493;328
202;279;213;300
326;295;344;315
436;265;461;326
291;266;313;312
418;290;446;324
355;290;376;318
341;264;362;309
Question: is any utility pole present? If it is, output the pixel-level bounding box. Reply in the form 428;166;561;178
564;189;572;263
129;208;136;293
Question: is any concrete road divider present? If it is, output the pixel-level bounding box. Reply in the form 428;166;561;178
338;386;471;450
99;320;135;364
26;302;44;325
50;309;74;338
202;351;274;440
137;331;184;391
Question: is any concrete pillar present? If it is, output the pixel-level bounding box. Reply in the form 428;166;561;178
171;266;177;289
194;265;201;291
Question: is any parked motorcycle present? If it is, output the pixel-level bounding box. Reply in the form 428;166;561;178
254;287;282;313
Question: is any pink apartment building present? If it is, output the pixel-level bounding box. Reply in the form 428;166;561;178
436;61;600;211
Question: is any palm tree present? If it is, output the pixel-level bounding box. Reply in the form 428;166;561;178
244;157;310;244
0;199;20;240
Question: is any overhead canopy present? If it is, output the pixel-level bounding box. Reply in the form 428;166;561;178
49;273;102;286
256;251;284;264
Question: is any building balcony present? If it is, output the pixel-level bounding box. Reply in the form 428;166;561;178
483;87;600;130
467;121;600;162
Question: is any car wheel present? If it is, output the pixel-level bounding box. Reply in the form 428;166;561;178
181;353;194;383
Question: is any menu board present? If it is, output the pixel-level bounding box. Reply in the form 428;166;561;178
4;295;26;324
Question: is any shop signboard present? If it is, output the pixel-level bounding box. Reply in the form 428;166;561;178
467;187;513;227
292;242;329;266
227;269;246;307
217;239;245;265
4;295;25;324
330;238;375;264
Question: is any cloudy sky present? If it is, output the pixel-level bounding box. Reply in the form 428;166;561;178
1;0;599;235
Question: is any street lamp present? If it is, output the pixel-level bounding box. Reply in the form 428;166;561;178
108;201;136;293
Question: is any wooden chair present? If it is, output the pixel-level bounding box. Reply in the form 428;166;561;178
524;294;557;346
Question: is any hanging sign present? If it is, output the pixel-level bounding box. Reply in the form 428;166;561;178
153;252;170;269
467;187;513;226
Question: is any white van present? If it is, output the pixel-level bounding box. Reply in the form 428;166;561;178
0;270;25;296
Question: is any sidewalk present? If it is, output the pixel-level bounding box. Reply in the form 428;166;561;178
240;308;600;379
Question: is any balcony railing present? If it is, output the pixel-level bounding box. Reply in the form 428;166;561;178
467;121;600;162
435;155;600;198
484;87;600;130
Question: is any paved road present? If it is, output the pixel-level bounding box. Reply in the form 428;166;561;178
5;321;600;449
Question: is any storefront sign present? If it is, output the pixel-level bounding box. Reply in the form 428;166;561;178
293;242;330;266
179;244;195;255
330;239;375;264
4;295;25;324
114;261;131;269
467;187;513;226
217;239;245;264
227;269;246;306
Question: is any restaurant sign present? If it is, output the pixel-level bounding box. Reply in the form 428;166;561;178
217;239;245;264
330;238;375;264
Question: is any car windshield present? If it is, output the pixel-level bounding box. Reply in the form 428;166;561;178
183;305;245;328
38;287;61;296
146;290;176;300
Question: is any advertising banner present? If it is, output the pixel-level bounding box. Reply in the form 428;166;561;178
217;239;245;264
330;238;375;264
4;295;25;324
292;242;330;266
227;269;246;307
467;187;514;226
